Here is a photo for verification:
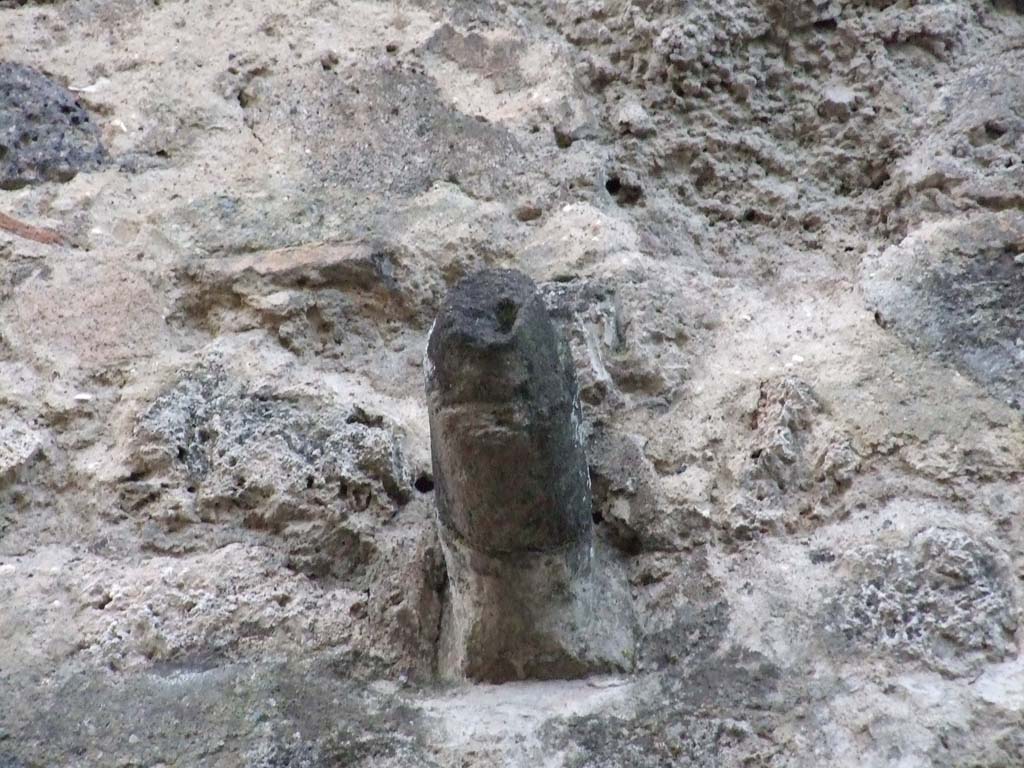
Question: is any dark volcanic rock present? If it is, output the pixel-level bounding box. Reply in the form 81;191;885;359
426;269;635;682
0;61;107;189
426;269;591;555
864;212;1024;410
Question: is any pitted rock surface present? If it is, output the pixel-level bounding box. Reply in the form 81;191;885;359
824;527;1018;676
1;0;1024;765
0;61;106;189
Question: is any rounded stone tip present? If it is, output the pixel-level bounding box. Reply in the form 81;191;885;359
432;269;538;349
426;269;570;411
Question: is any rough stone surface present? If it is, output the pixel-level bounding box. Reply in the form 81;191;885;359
0;416;42;484
0;61;106;189
824;527;1018;677
1;0;1023;765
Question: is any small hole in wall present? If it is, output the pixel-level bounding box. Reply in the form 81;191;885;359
414;474;435;493
984;120;1008;140
605;174;643;205
495;298;519;332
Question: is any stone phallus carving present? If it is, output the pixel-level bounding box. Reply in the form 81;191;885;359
425;268;635;682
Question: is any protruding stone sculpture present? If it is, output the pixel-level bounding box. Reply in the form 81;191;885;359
425;269;635;682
